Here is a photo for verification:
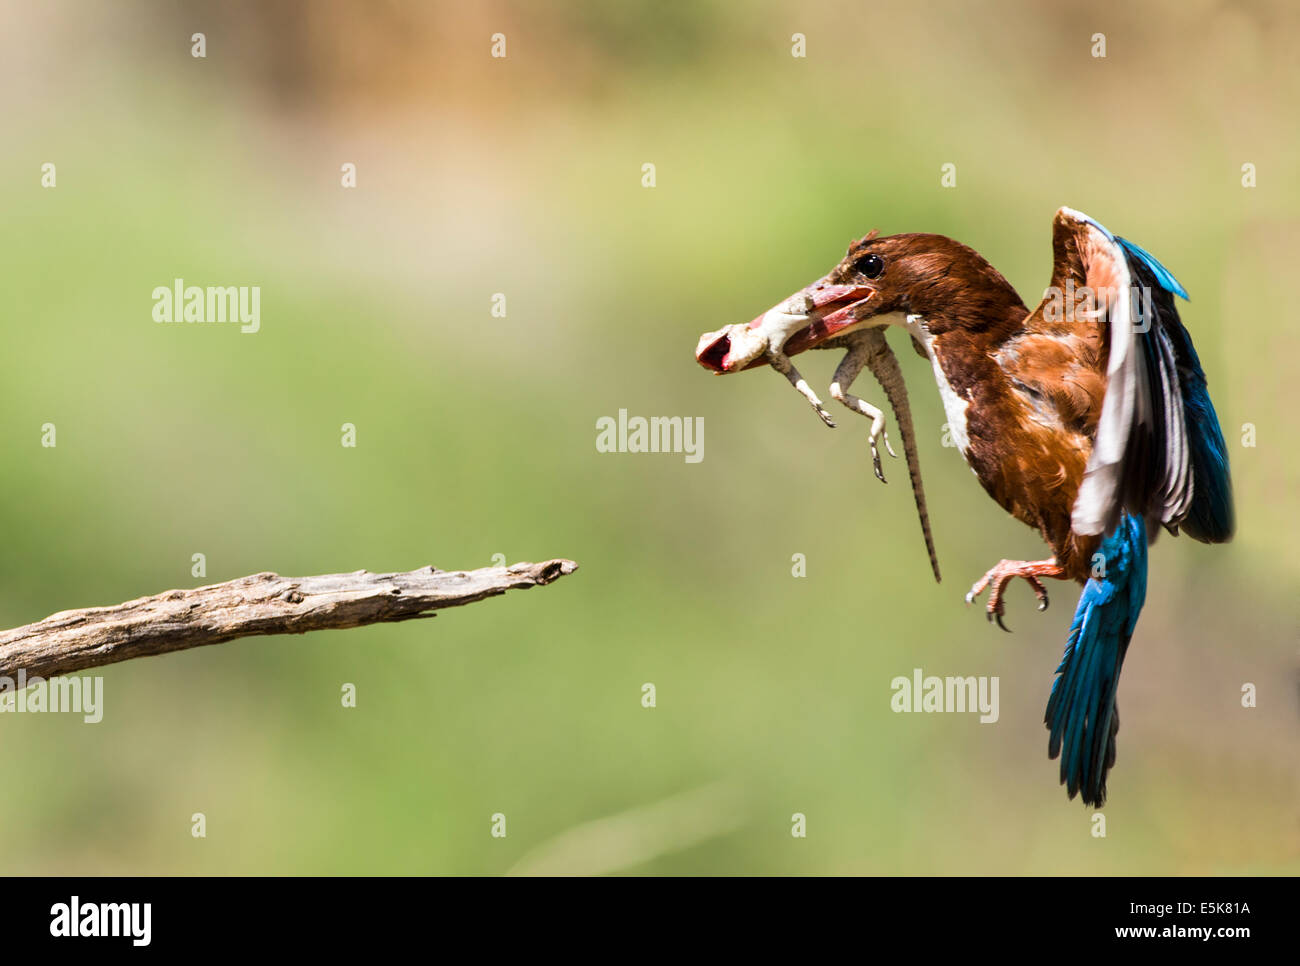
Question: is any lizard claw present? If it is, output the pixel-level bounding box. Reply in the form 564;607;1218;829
868;420;890;482
869;441;886;483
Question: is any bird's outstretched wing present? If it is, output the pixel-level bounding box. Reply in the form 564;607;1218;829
1024;207;1233;542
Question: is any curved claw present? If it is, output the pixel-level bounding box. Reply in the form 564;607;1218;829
867;423;889;482
967;559;1062;630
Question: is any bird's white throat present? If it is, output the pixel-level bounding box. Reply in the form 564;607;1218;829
903;313;972;457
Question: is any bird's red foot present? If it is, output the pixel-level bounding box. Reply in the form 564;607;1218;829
965;559;1066;632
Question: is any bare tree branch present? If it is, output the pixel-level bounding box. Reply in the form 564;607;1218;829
0;559;577;681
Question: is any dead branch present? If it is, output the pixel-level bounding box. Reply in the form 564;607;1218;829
0;559;577;680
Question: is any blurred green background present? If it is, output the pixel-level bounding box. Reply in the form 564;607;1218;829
0;0;1296;874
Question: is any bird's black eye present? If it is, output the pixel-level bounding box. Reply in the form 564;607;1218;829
857;253;885;279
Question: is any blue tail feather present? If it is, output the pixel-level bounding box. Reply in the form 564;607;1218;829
1045;514;1148;806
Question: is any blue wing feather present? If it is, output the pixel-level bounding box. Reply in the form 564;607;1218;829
1160;310;1235;542
1085;212;1233;542
1123;248;1235;542
1117;236;1190;301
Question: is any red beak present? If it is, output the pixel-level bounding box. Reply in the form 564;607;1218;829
695;278;877;373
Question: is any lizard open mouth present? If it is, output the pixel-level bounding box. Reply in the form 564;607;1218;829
694;283;877;373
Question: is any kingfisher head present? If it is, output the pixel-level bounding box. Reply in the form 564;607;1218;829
695;231;1026;372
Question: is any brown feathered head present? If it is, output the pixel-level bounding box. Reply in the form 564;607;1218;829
695;231;1026;372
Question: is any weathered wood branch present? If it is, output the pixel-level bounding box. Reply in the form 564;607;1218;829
0;559;577;681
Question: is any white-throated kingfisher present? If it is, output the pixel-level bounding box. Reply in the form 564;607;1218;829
695;207;1234;806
